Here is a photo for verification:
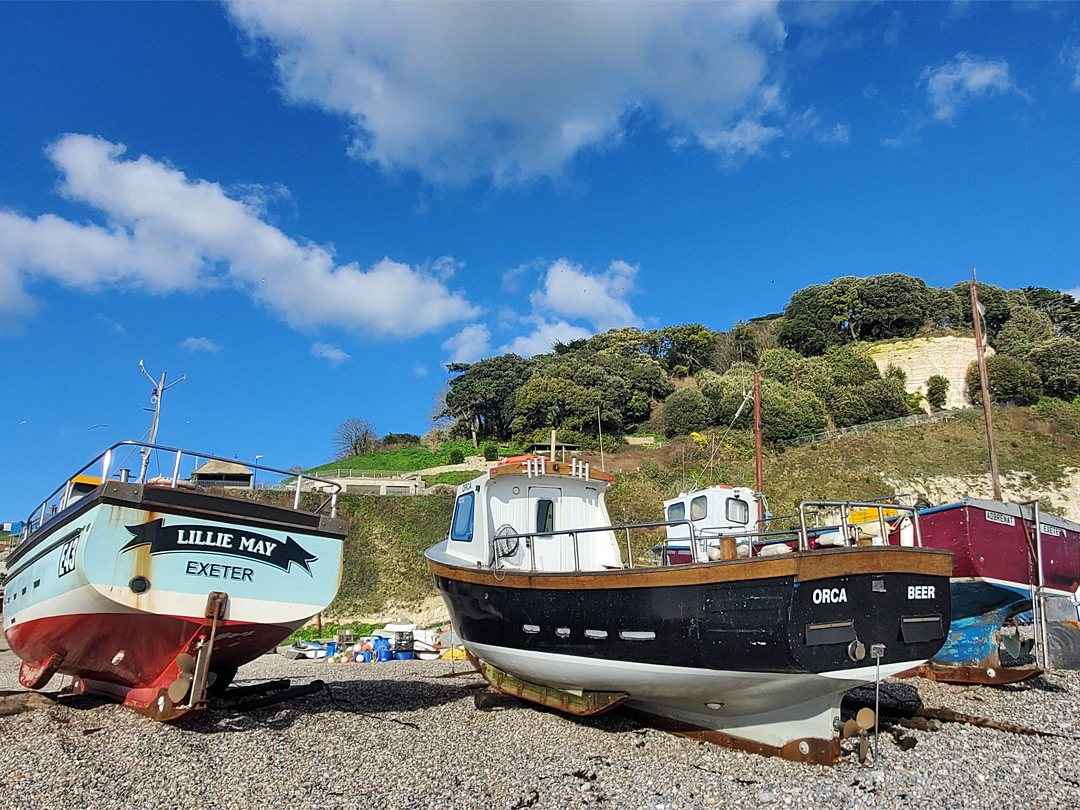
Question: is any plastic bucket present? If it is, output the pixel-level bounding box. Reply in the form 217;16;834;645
376;648;393;663
394;651;415;661
361;650;373;663
325;641;337;656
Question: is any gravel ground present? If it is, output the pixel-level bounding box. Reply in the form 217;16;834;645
0;651;1077;810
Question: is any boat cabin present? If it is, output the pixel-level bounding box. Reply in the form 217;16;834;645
443;456;623;572
662;485;764;562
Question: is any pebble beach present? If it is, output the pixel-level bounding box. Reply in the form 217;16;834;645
1;647;1077;810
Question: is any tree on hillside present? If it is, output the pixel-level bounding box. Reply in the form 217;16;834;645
1027;338;1080;400
993;306;1054;358
952;281;1013;334
513;374;601;434
925;287;965;330
443;354;535;444
1023;287;1080;337
332;417;379;459
965;356;1042;406
852;275;930;340
712;321;762;371
656;324;722;375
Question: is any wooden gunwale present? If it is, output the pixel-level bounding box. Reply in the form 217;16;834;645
427;547;953;590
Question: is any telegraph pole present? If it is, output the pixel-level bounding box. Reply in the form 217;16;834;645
970;271;1002;501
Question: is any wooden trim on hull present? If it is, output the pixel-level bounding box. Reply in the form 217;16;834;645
427;546;953;590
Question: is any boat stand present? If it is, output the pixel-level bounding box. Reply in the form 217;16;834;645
477;659;628;716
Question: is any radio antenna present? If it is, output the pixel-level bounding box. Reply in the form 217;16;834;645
137;360;186;482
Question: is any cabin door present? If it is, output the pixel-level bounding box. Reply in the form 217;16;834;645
528;486;571;571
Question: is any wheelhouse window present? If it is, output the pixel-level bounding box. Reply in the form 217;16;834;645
450;492;475;542
667;502;686;522
726;497;749;525
691;495;708;521
536;499;555;533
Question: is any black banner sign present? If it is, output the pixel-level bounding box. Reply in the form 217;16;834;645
122;519;317;575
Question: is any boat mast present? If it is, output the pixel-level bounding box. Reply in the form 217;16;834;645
138;360;186;482
970;270;1003;501
753;370;765;529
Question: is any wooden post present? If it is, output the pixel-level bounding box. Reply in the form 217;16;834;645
970;271;1003;501
754;370;765;529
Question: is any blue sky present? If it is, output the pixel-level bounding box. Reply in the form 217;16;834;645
2;1;1079;519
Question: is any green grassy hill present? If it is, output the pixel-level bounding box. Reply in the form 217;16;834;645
305;440;481;474
321;403;1080;617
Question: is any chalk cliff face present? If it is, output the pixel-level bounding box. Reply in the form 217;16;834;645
869;335;994;410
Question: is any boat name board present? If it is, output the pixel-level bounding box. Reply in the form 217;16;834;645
984;510;1016;527
1039;523;1063;537
122;519;317;574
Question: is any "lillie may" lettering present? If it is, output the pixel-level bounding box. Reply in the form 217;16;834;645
175;529;279;558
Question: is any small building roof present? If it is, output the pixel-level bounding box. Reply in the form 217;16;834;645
192;460;253;475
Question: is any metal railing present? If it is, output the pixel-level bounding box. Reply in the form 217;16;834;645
798;500;923;549
19;440;343;547
486;498;922;573
310;468;424;480
783;409;973;447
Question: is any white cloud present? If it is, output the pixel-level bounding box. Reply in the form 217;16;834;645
1062;45;1080;91
95;313;125;334
442;324;491;364
0;134;479;336
789;107;849;145
180;337;221;353
500;320;593;358
921;54;1014;123
226;1;794;184
412;363;429;378
700;119;784;163
311;342;351;366
530;259;640;332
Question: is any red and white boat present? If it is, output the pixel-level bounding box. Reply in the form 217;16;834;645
3;440;346;720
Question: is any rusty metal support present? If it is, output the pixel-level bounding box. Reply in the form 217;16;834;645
630;708;841;766
183;591;228;712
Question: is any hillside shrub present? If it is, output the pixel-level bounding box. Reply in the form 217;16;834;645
830;387;871;428
663;388;711;438
857;378;910;421
926;375;949;410
824;344;880;387
482;443;499;461
449;448;465;464
761;386;827;443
